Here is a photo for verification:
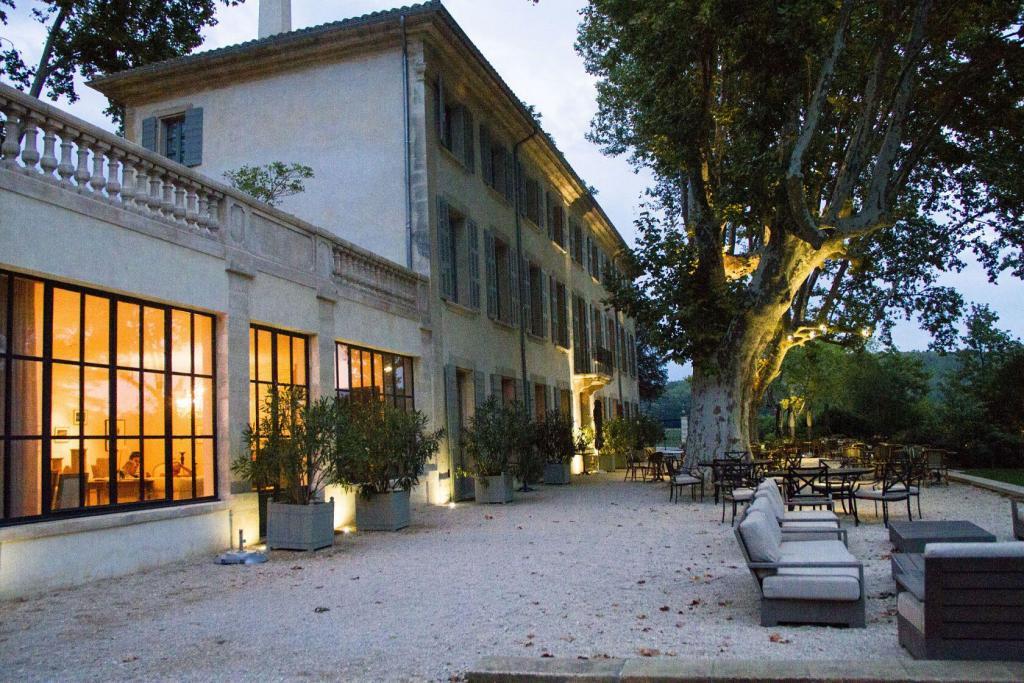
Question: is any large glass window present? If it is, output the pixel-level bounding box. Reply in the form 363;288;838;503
248;325;308;436
0;271;216;525
335;343;414;411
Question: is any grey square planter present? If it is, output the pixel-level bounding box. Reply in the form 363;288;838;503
355;489;411;531
598;452;616;472
266;500;335;551
543;462;572;485
474;473;514;504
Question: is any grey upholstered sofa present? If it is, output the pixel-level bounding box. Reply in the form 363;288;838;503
735;502;865;627
755;480;840;526
1013;500;1023;541
897;542;1024;660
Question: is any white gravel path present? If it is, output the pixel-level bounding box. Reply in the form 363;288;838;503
0;474;1016;682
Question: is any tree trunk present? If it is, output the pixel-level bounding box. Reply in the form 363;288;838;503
684;362;754;467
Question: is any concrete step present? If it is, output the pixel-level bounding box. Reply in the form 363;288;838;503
466;656;1024;682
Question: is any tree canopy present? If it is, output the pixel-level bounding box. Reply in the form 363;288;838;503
578;0;1024;457
1;0;243;119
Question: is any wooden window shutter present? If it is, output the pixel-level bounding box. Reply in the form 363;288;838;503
520;257;531;334
463;107;475;172
484;229;497;319
436;75;446;141
549;275;558;342
540;268;549;340
504;149;515;202
444;364;460;470
451;105;466;161
508;248;520;327
182;108;204;167
140;117;158;152
437;198;454;300
467;219;481;309
516;163;527;217
545;190;554;240
479;125;492;186
474;370;486;408
490;373;502;400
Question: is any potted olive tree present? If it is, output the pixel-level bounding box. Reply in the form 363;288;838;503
536;410;575;485
461;397;520;504
338;400;443;531
233;388;339;551
602;416;637;472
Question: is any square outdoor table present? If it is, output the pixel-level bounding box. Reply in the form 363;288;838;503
889;520;996;553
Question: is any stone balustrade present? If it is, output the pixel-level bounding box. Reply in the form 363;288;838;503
0;82;426;319
1;84;223;233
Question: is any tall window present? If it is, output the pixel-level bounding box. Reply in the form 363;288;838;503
248;325;308;438
572;294;591;373
570;219;584;265
437;200;480;309
0;271;216;525
436;79;475;171
163;117;187;164
547;193;566;249
336;343;415;411
479;124;515;202
485;231;518;326
527;263;545;337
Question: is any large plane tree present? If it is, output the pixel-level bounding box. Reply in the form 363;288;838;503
578;0;1024;462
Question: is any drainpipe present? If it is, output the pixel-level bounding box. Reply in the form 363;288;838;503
513;131;537;412
400;14;414;270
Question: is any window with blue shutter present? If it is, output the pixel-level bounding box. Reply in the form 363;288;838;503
508;247;520;327
520;256;531;333
479;124;493;186
504;151;516;202
539;268;549;338
141;117;158;152
467;219;480;309
182;107;204;167
463;107;475;172
484;229;497;319
437;198;454;300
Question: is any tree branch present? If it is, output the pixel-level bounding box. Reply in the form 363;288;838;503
28;5;69;99
784;0;853;249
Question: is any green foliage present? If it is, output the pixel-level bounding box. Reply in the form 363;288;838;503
633;413;665;450
334;400;443;497
636;327;668;404
223;162;314;207
460;398;533;478
937;306;1024;466
601;417;635;461
646;379;692;425
578;0;1024;448
1;0;243;121
534;409;575;464
233;388;337;506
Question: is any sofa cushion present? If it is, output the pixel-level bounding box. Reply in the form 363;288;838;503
781;520;840;531
779;539;853;564
897;591;925;633
782;509;839;524
762;572;861;601
755;487;786;520
925;541;1024;559
738;509;781;563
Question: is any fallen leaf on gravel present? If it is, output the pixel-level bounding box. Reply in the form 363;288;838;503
577;656;589;660
541;653;554;658
523;642;534;647
636;614;647;620
527;633;535;639
314;606;330;613
638;648;660;657
718;601;732;607
641;627;651;632
122;655;139;663
768;633;791;644
880;609;898;617
484;515;493;520
689;599;702;606
290;566;303;570
350;576;360;580
675;623;683;628
636;579;646;585
658;605;670;612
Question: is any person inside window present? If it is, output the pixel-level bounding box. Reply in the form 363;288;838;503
120;452;142;479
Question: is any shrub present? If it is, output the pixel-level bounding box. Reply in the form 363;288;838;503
602;417;637;461
335;400;444;497
461;398;533;478
634;413;665;449
534;410;575;464
233;388;338;505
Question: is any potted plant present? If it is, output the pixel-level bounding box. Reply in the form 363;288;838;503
337;399;444;531
575;425;595;474
233;388;338;551
461;397;518;504
536;409;575;485
510;403;542;492
602;416;637;472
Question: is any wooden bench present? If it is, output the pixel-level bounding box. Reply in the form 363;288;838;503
897;542;1024;660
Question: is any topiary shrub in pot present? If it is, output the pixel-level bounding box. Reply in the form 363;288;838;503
461;397;520;504
536;409;575;485
233;388;339;551
337;399;444;531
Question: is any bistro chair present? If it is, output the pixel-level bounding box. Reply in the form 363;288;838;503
852;460;912;527
665;456;704;503
719;461;755;524
624;449;649;482
782;465;836;513
644;450;666;481
923;449;950;486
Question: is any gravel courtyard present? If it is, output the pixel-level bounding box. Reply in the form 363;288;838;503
0;474;1016;682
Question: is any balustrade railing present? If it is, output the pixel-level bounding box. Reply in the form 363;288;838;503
1;83;222;234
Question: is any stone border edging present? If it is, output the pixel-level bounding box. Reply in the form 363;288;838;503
466;656;1024;682
948;470;1024;500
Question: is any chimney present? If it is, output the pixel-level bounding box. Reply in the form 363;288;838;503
258;0;292;39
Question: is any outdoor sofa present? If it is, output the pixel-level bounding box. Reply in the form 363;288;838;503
1013;500;1023;541
754;480;840;526
735;503;865;627
897;542;1024;660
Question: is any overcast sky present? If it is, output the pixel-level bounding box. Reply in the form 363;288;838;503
3;0;1021;380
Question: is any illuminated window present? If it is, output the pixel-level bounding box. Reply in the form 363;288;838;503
0;271;216;525
335;343;414;411
248;325;309;436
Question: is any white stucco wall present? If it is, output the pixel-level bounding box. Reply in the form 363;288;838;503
125;48;408;267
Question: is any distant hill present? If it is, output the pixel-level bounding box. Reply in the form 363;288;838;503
642;350;961;423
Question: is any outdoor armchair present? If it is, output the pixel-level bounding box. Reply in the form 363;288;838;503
852;461;913;527
665;456;704;502
734;508;865;628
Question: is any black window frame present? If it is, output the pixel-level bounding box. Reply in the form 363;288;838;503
335;342;415;411
0;269;218;527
